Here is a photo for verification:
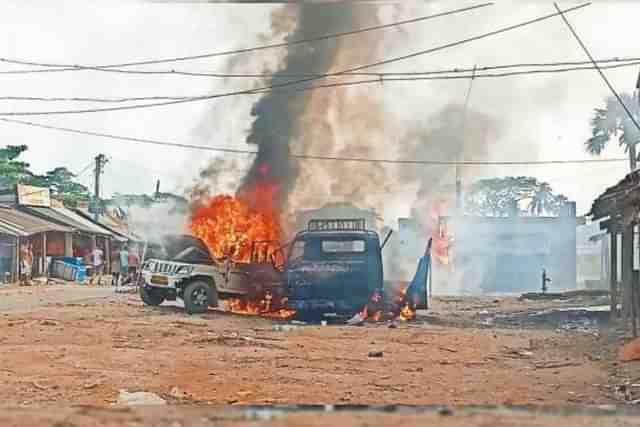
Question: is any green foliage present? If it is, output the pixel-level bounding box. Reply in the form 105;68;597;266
0;145;33;188
0;145;90;207
42;167;91;208
464;176;568;217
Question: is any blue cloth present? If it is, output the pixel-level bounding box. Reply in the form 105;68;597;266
119;250;129;270
406;254;430;307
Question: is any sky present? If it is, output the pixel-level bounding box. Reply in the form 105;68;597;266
0;0;638;224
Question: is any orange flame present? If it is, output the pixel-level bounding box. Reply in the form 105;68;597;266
189;183;282;264
225;291;296;320
189;179;295;319
356;282;416;323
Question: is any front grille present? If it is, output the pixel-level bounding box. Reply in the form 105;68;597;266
147;261;181;275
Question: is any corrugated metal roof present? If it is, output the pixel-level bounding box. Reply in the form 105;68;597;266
22;206;114;236
0;206;73;236
73;208;141;242
0;221;22;237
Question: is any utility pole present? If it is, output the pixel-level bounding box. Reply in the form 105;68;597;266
541;268;551;294
93;154;108;221
455;65;477;213
635;68;640;171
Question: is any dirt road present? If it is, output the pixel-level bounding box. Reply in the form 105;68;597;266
0;291;615;407
0;284;115;313
0;287;634;425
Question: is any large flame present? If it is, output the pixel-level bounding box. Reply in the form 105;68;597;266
189;183;283;264
189;180;295;319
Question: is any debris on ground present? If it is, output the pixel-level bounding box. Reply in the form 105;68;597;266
116;390;166;406
520;292;566;301
534;361;582;370
169;386;189;400
347;313;365;326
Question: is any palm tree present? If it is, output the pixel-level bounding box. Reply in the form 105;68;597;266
586;92;640;171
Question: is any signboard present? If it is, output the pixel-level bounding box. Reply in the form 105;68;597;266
307;218;366;232
17;184;51;207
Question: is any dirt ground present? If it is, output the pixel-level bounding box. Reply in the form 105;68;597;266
3;405;640;427
0;284;636;425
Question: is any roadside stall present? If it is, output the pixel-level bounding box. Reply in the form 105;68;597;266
0;205;73;282
20;202;114;283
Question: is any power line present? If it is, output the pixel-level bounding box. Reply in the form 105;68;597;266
0;2;493;73
554;3;640;135
3;54;639;79
0;3;591;117
3;59;640;104
0;96;186;103
74;161;94;177
0;117;627;166
333;3;591;75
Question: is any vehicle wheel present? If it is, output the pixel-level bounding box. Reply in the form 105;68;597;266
139;286;166;306
183;281;217;315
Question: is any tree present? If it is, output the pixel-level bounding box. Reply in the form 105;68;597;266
586;92;640;171
464;176;567;217
0;145;90;207
0;145;34;188
42;167;91;208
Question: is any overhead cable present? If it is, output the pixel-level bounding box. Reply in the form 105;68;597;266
2;55;638;79
554;3;640;134
0;2;493;73
3;60;639;104
0;3;591;117
0;117;626;166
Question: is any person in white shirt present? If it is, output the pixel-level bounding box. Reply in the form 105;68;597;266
90;243;104;285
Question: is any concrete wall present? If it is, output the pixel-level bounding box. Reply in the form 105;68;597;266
439;215;577;294
576;221;605;289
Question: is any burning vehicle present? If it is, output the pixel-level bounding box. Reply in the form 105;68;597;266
285;218;388;318
140;208;429;321
140;234;286;315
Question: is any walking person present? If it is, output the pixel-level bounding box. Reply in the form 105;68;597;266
89;243;104;286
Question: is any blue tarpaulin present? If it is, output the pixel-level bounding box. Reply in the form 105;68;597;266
405;241;432;309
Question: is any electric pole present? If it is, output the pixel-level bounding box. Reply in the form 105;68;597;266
635;68;640;171
455;65;477;213
93;154;108;221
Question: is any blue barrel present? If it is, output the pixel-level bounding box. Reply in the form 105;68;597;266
76;265;87;283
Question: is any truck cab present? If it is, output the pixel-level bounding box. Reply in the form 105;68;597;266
285;219;383;317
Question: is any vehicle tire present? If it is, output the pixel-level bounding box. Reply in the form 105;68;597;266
183;280;217;315
139;286;166;306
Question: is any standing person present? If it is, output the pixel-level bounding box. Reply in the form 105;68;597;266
20;242;33;286
126;244;139;285
89;242;104;285
110;247;121;287
119;245;129;287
